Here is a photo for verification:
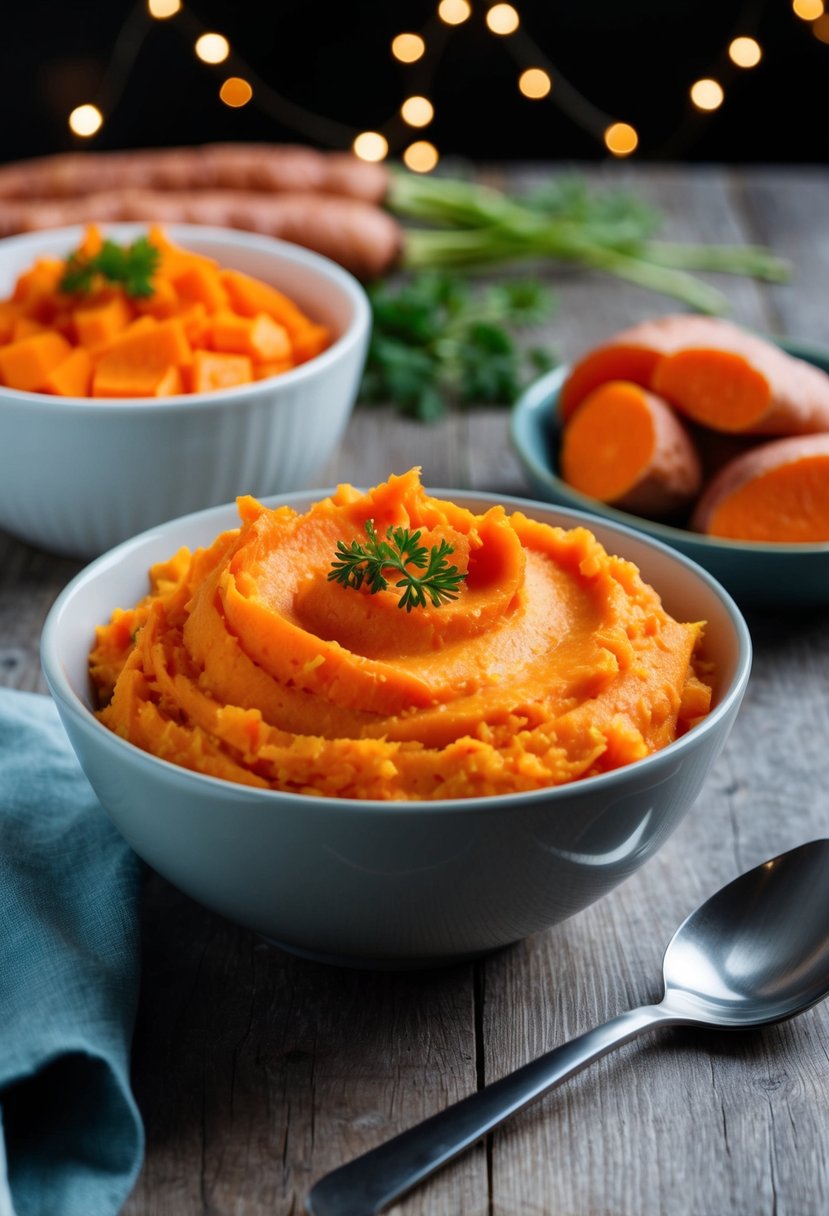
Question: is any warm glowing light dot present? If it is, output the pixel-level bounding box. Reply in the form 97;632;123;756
195;33;230;64
518;68;552;99
148;0;180;17
813;12;829;39
690;78;725;111
792;0;824;19
353;131;389;163
604;122;639;156
403;140;439;173
219;77;252;107
438;0;471;23
68;104;103;138
391;33;426;63
486;3;520;34
728;36;762;67
401;95;434;127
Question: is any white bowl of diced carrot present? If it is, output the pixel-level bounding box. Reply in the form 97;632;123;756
0;223;370;557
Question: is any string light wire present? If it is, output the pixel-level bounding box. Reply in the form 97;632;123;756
62;0;802;162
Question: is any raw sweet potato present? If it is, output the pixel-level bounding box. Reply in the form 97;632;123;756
0;190;402;281
0;144;390;205
691;434;829;542
559;316;732;420
559;380;702;518
560;315;829;435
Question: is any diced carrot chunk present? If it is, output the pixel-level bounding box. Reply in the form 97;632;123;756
12;259;65;305
93;360;183;398
187;350;253;393
12;316;47;340
253;358;293;380
74;294;133;348
77;224;103;259
134;277;179;319
148;226;218;278
96;316;191;369
291;321;331;364
220;269;315;340
42;347;93;397
0;302;20;344
210;310;292;362
173;263;229;312
0;331;73;391
177;302;210;344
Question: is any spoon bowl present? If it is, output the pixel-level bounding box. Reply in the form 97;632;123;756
662;839;829;1027
306;839;829;1216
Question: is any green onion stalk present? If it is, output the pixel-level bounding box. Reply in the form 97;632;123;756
386;169;791;315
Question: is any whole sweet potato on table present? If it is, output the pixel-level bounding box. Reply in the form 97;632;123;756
0;143;390;203
0;190;402;283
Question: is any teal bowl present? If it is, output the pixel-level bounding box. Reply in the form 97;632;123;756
510;341;829;608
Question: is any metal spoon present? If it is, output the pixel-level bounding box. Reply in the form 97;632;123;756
305;838;829;1216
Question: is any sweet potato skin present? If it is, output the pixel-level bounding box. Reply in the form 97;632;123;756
0;190;402;281
691;433;829;541
0;144;390;205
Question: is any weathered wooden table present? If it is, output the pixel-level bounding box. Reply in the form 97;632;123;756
2;164;828;1216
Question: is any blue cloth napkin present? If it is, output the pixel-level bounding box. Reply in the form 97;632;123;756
0;688;144;1216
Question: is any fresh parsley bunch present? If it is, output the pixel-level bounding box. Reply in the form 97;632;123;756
359;272;556;421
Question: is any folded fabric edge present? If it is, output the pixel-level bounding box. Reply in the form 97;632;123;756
0;1040;144;1215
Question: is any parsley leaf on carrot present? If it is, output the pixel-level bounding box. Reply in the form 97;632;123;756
60;236;161;298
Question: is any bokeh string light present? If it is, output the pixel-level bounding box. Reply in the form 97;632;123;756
56;0;820;166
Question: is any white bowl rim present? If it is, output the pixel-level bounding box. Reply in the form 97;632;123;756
0;223;371;413
41;487;753;817
511;362;829;557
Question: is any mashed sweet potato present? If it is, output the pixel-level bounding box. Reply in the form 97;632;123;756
89;469;713;800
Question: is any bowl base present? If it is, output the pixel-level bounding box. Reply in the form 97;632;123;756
260;933;512;972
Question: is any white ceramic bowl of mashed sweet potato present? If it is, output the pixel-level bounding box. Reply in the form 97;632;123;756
0;223;370;557
40;486;751;967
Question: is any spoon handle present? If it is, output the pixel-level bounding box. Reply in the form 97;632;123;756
305;1002;675;1216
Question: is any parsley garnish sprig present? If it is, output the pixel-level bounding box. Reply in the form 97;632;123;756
59;236;161;298
328;520;467;612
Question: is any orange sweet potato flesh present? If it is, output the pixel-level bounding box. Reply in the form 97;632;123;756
558;316;735;420
560;380;702;518
0;224;333;397
652;340;829;435
186;350;253;393
561;315;829;435
73;293;132;348
0;331;72;391
89;469;713;801
42;347;93;396
209;311;291;362
691;434;829;542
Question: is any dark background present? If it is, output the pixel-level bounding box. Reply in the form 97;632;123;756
2;0;827;165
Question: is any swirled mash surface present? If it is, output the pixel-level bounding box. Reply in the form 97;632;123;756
90;470;713;800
